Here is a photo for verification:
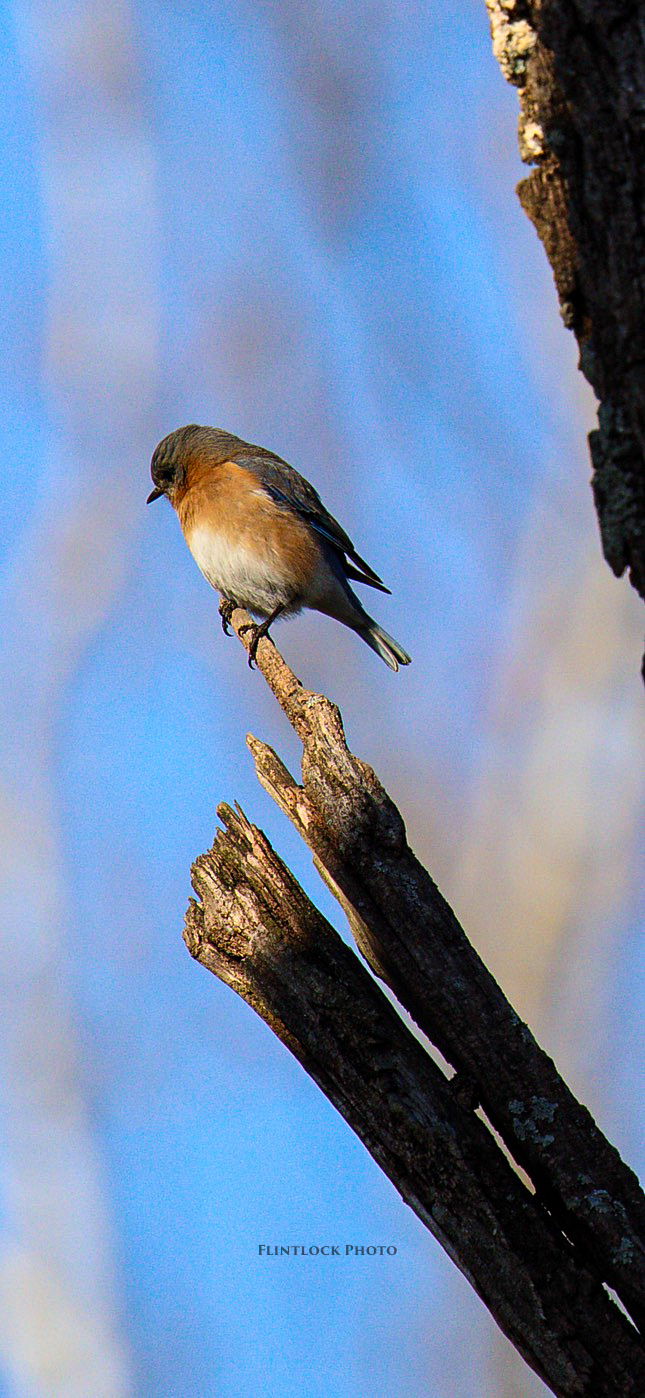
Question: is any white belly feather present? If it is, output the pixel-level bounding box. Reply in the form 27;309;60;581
187;522;296;617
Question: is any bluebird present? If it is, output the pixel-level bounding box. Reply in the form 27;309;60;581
147;425;411;671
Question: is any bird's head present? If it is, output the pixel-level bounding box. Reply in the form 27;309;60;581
147;424;246;504
147;426;198;504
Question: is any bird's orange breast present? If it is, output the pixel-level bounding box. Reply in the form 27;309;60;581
176;459;321;608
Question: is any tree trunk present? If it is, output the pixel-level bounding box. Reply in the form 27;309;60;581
486;0;645;646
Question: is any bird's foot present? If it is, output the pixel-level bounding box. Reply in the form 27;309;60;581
238;620;271;669
219;598;237;635
238;602;285;668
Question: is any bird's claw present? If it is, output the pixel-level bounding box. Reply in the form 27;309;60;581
219;599;237;635
238;621;265;668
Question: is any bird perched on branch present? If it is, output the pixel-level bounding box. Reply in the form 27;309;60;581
147;424;411;671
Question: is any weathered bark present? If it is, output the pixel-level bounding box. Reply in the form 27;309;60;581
485;0;645;628
184;615;645;1396
186;804;643;1397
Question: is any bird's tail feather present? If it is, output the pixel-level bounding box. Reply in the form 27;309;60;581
357;618;411;672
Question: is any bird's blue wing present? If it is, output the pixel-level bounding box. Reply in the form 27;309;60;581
235;448;390;592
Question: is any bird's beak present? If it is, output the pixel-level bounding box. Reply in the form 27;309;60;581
147;485;164;503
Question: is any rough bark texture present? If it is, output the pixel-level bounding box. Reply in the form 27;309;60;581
486;0;645;621
184;615;645;1396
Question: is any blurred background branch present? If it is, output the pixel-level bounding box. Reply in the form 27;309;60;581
184;616;645;1395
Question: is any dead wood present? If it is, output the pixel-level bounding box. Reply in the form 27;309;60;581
184;615;645;1396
